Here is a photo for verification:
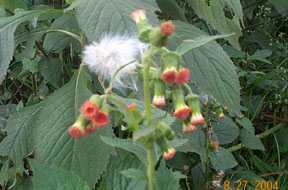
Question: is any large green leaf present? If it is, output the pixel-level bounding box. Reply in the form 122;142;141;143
156;162;181;190
209;147;238;170
31;161;90;190
240;128;265;151
74;0;158;41
268;0;288;15
0;10;46;84
104;152;146;190
213;116;239;145
169;21;241;114
0;0;27;11
187;0;243;49
0;67;113;186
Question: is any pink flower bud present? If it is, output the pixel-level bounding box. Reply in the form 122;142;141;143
127;103;137;110
160;21;175;36
152;95;166;108
92;110;109;128
131;9;146;23
80;101;99;120
175;68;190;84
190;112;205;126
68;127;84;139
182;122;197;133
174;105;191;120
163;148;176;160
161;67;177;84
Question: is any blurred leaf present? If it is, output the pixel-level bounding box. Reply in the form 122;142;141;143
120;168;146;180
0;104;16;129
0;67;112;186
0;10;47;84
10;176;33;190
236;117;255;133
0;0;27;12
156;0;186;21
43;14;80;52
176;33;233;55
31;161;90;190
276;128;288;153
190;164;206;190
209;147;238;170
157;162;181;190
22;57;39;74
74;0;158;41
187;0;243;49
268;0;288;15
39;58;63;88
213;116;239;145
240;128;265;151
101;136;147;165
169;21;241;114
104;152;146;190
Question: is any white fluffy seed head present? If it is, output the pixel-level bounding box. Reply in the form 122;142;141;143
83;35;147;88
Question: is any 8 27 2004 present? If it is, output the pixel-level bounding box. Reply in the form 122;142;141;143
223;180;280;190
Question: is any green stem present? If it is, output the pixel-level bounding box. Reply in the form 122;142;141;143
146;143;157;190
143;48;153;122
228;123;286;152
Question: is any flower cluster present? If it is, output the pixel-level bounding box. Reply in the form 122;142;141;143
68;95;109;139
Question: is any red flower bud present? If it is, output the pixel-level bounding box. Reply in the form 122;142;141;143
127;103;137;110
174;106;191;120
160;21;175;36
190;112;205;126
84;126;97;135
161;67;177;84
152;96;166;108
131;9;146;23
163;148;176;160
175;68;190;84
92;110;109;128
182;122;197;133
68;127;84;139
80;101;99;120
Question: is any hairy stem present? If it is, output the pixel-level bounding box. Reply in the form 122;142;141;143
146;143;157;190
143;48;153;122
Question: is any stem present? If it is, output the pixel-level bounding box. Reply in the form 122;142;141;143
228;123;286;152
146;143;157;190
143;48;153;122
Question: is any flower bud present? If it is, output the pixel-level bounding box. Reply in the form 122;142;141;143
152;80;166;108
127;103;137;110
173;88;191;120
161;52;180;84
160;21;175;36
131;9;146;23
149;28;167;47
182;121;197;133
92;101;110;128
80;100;99;120
175;67;190;84
163;148;176;160
187;94;205;126
68;115;86;139
126;103;142;131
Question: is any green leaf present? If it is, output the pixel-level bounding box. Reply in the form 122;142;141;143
157;162;180;190
276;128;288;153
169;21;241;114
213;116;239;145
43;14;80;52
176;33;234;55
104;152;146;190
0;0;27;12
0;104;16;129
39;58;63;88
73;0;158;41
0;10;47;84
0;67;113;186
177;129;206;160
240;128;265;151
209;147;238;170
31;161;90;190
120;168;146;180
155;0;187;21
236;117;255;133
187;0;243;49
11;176;33;190
101;136;147;165
268;0;288;15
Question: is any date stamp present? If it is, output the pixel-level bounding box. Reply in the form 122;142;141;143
223;180;280;190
